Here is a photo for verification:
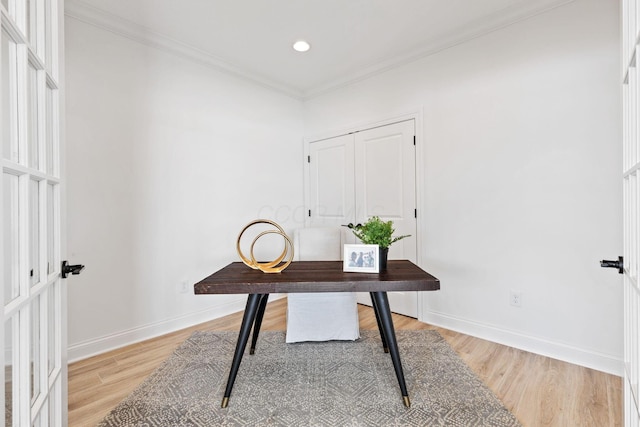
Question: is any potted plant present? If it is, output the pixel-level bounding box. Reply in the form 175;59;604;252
347;216;410;271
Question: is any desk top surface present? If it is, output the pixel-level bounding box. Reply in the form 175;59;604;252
194;260;440;294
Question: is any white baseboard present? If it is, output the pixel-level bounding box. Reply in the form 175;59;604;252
68;294;284;363
423;310;624;376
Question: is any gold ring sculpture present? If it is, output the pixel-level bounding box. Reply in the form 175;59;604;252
236;219;294;273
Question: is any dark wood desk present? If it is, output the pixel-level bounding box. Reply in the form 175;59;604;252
194;260;440;408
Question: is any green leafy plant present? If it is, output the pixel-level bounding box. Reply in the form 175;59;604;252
347;216;410;249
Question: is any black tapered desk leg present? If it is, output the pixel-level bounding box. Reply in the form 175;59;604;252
371;291;411;407
250;294;270;355
221;293;263;408
369;292;388;353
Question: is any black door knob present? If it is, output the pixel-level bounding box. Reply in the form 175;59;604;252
600;256;623;274
61;261;85;278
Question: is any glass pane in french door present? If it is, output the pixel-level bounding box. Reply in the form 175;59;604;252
30;179;40;286
47;284;55;374
4;316;18;427
3;173;20;303
44;0;51;70
27;63;39;169
26;0;45;54
30;295;41;405
45;85;54;174
48;392;57;426
46;183;56;275
26;0;34;47
2;28;19;162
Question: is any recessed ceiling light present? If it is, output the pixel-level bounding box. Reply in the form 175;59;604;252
293;40;310;52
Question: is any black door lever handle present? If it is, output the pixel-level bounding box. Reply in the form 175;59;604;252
61;261;85;278
600;256;623;274
342;223;363;229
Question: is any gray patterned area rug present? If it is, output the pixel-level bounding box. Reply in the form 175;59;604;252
98;330;521;426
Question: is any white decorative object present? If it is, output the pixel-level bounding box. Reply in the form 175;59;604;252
286;227;360;343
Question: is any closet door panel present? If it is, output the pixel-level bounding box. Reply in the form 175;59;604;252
355;120;416;263
308;134;355;228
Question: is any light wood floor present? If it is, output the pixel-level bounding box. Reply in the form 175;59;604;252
68;298;622;426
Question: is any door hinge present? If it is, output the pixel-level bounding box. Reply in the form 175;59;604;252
413;135;416;146
414;209;417;218
308;209;311;217
307;155;310;163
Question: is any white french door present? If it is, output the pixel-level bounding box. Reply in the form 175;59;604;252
307;119;418;316
623;0;640;425
1;0;65;425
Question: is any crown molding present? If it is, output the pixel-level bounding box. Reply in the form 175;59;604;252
301;0;576;100
65;0;575;102
64;0;304;100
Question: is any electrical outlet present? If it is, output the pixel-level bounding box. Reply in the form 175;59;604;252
510;290;522;307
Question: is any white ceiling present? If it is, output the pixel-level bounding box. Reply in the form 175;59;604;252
65;0;573;99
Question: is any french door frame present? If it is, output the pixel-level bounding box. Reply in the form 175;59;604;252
622;0;640;425
1;0;65;425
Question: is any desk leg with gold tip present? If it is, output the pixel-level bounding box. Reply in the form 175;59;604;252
221;293;263;408
372;291;411;407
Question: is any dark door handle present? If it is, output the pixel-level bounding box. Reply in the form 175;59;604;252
61;261;85;278
600;256;623;274
342;223;363;229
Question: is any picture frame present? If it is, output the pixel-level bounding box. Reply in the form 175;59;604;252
343;244;379;273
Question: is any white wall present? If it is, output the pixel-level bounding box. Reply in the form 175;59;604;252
303;0;622;374
66;0;624;374
65;18;304;360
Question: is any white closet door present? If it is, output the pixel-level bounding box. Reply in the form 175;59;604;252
354;120;416;262
354;120;417;317
1;0;65;425
308;133;355;233
622;0;640;424
307;120;418;317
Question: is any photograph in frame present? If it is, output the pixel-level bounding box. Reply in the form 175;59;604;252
343;244;379;273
